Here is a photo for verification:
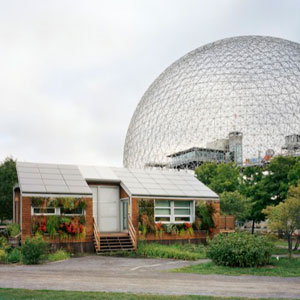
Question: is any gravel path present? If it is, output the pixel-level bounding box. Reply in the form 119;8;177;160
0;256;300;299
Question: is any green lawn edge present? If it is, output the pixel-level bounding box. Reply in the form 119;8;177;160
0;288;297;300
173;257;300;277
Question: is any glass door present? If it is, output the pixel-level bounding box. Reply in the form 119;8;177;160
121;200;128;231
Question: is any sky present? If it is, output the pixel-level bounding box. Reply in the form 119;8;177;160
0;0;300;167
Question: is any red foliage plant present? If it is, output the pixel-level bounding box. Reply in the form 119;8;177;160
156;222;162;230
184;222;192;230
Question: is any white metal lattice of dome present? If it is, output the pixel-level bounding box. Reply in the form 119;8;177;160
123;36;300;168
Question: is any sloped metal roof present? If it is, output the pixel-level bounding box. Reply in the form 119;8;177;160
17;162;92;196
78;165;218;199
112;168;218;199
17;162;218;200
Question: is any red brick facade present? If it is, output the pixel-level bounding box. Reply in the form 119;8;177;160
131;197;220;242
20;196;93;244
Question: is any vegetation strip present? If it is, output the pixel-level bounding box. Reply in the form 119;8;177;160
102;242;207;260
0;288;294;300
173;257;300;277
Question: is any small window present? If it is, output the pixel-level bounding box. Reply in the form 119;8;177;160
32;207;56;215
60;207;83;215
155;216;170;222
175;216;190;222
154;200;171;223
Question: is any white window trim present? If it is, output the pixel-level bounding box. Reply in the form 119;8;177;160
154;201;171;223
154;200;194;224
31;206;85;217
31;207;59;216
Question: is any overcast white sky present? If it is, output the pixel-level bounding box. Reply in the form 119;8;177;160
0;0;299;167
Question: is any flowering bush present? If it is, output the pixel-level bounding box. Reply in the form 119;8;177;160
32;216;85;240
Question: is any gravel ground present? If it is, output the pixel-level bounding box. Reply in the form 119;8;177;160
0;256;300;299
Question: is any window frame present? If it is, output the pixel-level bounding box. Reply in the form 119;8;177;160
31;207;59;216
154;200;194;224
31;206;85;217
154;200;171;223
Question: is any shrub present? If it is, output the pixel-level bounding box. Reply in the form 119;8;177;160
7;247;21;263
207;232;274;267
0;236;10;251
48;250;70;262
6;223;20;238
0;249;7;263
22;236;47;264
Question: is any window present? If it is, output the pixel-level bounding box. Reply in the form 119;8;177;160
31;207;84;216
174;201;191;222
154;200;193;223
32;207;58;215
155;200;171;222
60;207;83;216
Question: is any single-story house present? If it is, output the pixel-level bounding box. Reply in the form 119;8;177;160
13;161;220;253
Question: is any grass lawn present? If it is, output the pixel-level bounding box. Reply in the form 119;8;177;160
173;257;300;277
272;239;300;255
0;288;293;300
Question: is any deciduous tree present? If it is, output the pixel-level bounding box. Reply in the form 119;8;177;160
263;184;300;258
220;191;252;222
0;158;17;223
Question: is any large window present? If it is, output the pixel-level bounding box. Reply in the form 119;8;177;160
155;200;193;223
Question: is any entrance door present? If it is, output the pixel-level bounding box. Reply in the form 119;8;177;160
91;185;120;232
99;186;120;232
121;200;129;231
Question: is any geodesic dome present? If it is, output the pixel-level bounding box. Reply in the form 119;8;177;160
123;36;300;168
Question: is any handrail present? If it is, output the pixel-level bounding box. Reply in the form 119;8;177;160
128;213;137;250
93;217;100;252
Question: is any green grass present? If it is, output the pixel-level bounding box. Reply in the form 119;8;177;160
271;239;300;255
272;247;300;255
47;250;70;262
102;242;207;260
173;257;300;277
137;242;207;260
0;288;293;300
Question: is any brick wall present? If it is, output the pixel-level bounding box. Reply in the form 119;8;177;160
84;197;93;242
21;196;93;244
132;197;139;233
132;198;221;242
120;187;129;199
21;197;32;242
211;200;220;234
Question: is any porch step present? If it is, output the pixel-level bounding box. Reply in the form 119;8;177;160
93;233;135;254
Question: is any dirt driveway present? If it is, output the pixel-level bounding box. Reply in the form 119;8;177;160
0;256;300;299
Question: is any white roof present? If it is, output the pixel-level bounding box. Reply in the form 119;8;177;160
16;162;92;196
79;165;218;200
17;162;218;200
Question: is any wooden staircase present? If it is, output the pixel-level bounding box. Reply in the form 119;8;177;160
93;217;137;254
99;233;134;253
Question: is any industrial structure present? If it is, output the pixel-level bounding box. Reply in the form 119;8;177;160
123;36;300;169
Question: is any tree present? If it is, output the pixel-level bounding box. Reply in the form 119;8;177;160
262;156;298;205
263;184;300;258
195;162;218;187
195;162;240;194
220;191;252;222
0;158;18;223
239;166;269;233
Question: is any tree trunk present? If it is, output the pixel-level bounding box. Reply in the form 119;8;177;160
294;235;300;251
251;220;255;234
287;234;293;258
